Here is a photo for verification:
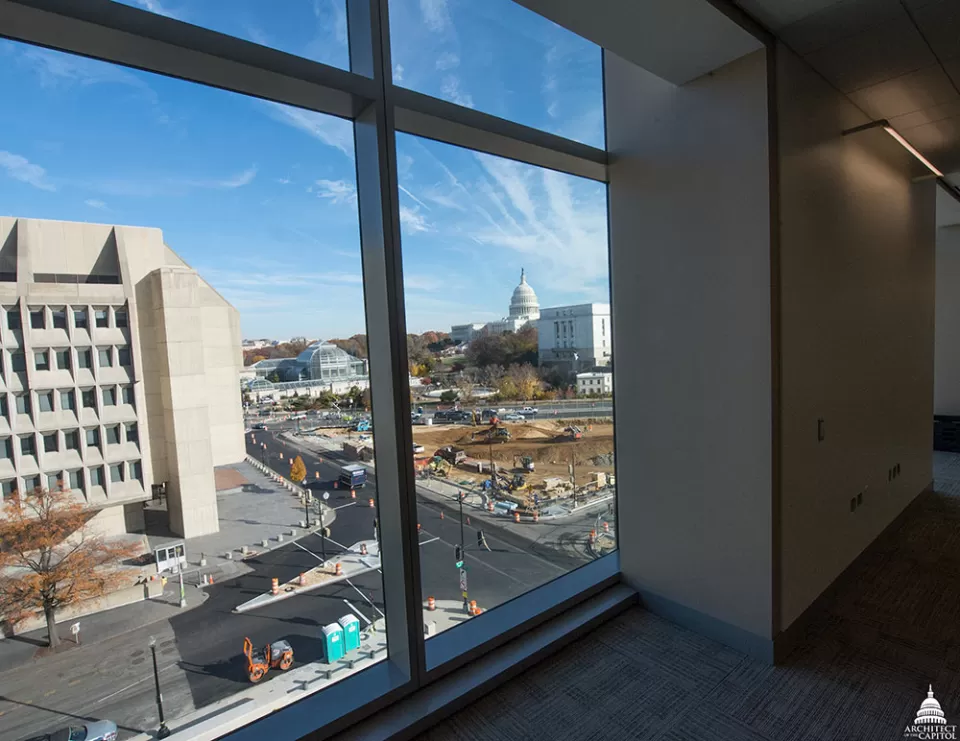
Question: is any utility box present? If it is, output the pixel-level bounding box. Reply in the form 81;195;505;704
338;614;361;652
321;623;345;663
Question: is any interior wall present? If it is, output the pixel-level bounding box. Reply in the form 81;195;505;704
606;48;775;655
935;223;960;415
776;43;937;631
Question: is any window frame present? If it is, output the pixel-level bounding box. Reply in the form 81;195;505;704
0;2;618;739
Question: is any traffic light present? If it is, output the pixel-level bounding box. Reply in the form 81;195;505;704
455;544;463;568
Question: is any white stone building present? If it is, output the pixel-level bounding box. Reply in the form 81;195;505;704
576;372;613;395
0;217;244;538
538;303;612;372
450;269;540;343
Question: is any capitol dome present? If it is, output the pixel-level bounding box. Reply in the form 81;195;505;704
508;268;540;321
915;686;948;725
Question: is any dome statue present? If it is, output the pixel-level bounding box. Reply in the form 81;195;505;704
915;686;948;725
508;268;540;321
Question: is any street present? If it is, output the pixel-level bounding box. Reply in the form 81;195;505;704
0;423;601;741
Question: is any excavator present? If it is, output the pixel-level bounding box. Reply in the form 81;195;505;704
428;456;451;478
471;419;511;444
562;425;583;441
517;455;535;472
243;636;294;683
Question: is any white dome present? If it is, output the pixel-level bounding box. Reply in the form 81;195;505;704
915;687;948;725
509;268;539;320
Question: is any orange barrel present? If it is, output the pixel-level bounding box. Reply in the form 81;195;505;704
427;596;436;611
271;578;279;595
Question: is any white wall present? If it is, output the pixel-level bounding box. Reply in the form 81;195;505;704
606;48;774;652
935;185;960;415
776;44;937;631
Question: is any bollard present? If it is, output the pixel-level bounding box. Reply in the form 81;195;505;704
368;498;375;508
427;596;436;611
513;511;520;523
262;539;269;548
360;542;368;556
277;533;284;542
271;578;279;595
351;489;356;499
299;573;306;586
335;562;343;576
225;551;233;560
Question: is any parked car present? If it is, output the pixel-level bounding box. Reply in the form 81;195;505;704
503;413;525;422
24;721;119;741
252;423;267;430
412;443;425;454
521;406;538;414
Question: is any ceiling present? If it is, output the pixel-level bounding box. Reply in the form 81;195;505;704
732;0;960;185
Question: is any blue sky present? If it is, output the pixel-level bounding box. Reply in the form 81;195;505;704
0;0;609;339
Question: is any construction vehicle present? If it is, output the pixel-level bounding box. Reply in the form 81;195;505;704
353;419;371;432
472;422;511;444
243;636;294;683
429;456;451;477
519;455;535;472
493;470;526;492
435;446;466;465
563;425;583;441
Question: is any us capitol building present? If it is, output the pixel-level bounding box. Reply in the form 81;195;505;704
450;269;540;344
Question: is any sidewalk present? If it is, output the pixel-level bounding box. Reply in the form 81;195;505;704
235;540;381;613
0;580;207;674
146;460;336;586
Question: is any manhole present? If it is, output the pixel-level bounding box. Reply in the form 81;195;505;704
131;657;145;665
130;649;144;658
160;639;176;649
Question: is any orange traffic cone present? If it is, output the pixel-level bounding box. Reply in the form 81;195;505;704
351;489;356;499
368;498;375;508
513;511;520;523
335;562;343;576
427;596;436;611
271;578;279;595
603;522;610;533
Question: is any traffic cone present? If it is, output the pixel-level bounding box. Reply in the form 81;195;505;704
368;498;375;508
360;542;368;555
603;522;610;533
469;600;478;615
513;511;520;523
315;471;320;479
299;573;306;586
487;501;494;512
334;481;339;489
427;596;436;611
417;523;422;532
351;489;356;499
440;510;444;520
271;578;279;595
335;562;342;576
466;516;471;525
533;512;539;523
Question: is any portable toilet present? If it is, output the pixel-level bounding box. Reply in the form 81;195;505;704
339;614;361;652
321;622;345;663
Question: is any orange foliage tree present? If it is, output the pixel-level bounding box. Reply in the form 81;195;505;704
290;455;307;483
0;486;141;647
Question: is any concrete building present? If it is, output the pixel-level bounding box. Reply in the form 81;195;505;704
450;269;540;343
0;217;244;538
538;303;611;372
575;371;612;396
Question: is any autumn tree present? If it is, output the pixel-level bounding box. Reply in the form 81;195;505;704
505;363;540;400
290;455;307;483
0;486;141;648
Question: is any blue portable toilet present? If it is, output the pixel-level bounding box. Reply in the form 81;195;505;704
339;614;361;652
322;622;345;663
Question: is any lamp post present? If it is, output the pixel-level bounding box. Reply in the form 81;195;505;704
149;636;171;738
260;442;266;466
304;490;310;528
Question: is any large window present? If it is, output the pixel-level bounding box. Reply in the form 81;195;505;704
0;3;613;739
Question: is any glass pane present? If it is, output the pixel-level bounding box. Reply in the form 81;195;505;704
396;133;615;636
111;0;350;70
388;0;604;147
0;37;385;738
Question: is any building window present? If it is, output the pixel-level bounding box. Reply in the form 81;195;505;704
43;432;58;453
46;472;61;490
114;308;128;328
89;466;104;487
131;460;142;482
106;425;121;445
23;474;40;492
121;385;135;405
73;308;88;329
0;479;16;498
77;348;92;369
29;308;45;329
98;347;113;368
102;387;117;407
68;469;83;493
52;308;67;330
6;308;19;330
0;438;10;460
11;352;25;373
126;423;139;445
15;394;30;416
0;396;7;418
38;392;53;413
55;349;71;371
34;350;49;371
85;428;100;448
20;435;34;456
94;308;109;328
64;430;79;451
81;388;96;409
117;346;131;366
109;463;124;483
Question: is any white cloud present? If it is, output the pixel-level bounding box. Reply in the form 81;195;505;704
0;151;55;191
266;102;354;158
19;45;157;104
420;0;451;32
133;0;180;19
398;184;431;211
435;52;459;71
399;205;431;233
84;199;108;209
393;64;405;82
277;178;291;185
440;76;474;108
217;167;257;189
314;178;357;205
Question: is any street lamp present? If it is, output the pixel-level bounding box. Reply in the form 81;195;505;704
260;442;266;466
304;490;311;529
148;635;171;739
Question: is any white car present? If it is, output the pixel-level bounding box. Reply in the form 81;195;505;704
521;406;538;414
412;443;425;454
502;413;525;422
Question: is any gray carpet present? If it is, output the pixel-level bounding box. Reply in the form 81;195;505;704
417;452;960;741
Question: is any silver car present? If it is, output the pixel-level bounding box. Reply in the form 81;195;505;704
25;721;119;741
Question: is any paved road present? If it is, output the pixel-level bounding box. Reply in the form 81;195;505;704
0;428;593;741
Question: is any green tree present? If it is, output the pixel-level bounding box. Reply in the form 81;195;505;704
440;389;458;403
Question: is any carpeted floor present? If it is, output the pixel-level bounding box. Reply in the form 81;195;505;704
416;452;960;741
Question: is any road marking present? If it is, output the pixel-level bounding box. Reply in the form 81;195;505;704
344;578;386;619
419;536;440;545
292;540;324;563
334;501;357;511
92;661;179;706
342;599;372;625
418;528;525;585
